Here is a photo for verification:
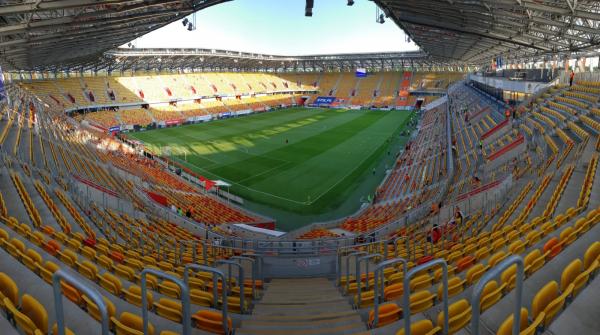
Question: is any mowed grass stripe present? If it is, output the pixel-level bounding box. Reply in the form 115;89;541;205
203;111;380;188
247;111;408;204
135;107;329;149
227;112;390;201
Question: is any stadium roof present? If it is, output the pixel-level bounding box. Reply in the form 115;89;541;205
0;0;230;69
1;0;599;70
376;0;600;63
85;48;467;73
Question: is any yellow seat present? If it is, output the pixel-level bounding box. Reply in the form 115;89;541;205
0;228;9;246
368;303;401;328
111;312;155;335
98;272;122;296
410;290;436;314
97;255;114;271
479;280;505;312
438;276;465;300
158;280;181;299
525;230;542;247
38;261;59;284
77;261;98;281
496;308;529;335
384;283;403;301
409;274;433;291
122;285;153;309
524;249;545;276
559;227;577;246
489;251;507;267
561;259;590;298
81;246;96;260
508;240;525;254
0;272;19;309
7;238;26;258
466;263;488;285
583;241;600;270
6;294;48;335
59;249;78;267
114;264;136;282
51;323;75;335
532;280;572;327
474;247;490;262
354;290;375;308
437;299;471;335
22;249;43;272
190;288;213;307
192;310;233;335
396;319;442;335
154;298;182;323
82;295;116;324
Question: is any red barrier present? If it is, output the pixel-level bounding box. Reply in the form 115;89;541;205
146;191;169;207
469;106;490;120
72;174;119;197
486;135;524;161
456;177;505;202
481;118;509;140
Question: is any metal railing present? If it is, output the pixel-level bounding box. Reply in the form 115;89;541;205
471;255;525;335
342;251;367;292
183;264;229;335
403;259;449;335
141;268;191;335
372;258;408;328
356;253;383;307
52;270;110;335
230;256;257;299
215;260;245;314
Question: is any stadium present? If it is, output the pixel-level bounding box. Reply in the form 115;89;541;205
0;0;598;334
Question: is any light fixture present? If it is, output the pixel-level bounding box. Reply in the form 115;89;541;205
187;22;193;31
182;18;188;26
378;13;385;24
305;0;313;17
347;0;354;5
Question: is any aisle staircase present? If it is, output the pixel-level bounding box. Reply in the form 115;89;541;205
237;278;368;335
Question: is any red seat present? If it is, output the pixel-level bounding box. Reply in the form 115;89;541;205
417;255;434;265
83;238;96;247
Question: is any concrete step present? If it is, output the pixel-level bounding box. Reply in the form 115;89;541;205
238;278;367;335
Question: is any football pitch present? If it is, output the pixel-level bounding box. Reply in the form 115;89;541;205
130;107;414;228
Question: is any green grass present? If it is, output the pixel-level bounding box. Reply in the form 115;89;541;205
130;107;414;230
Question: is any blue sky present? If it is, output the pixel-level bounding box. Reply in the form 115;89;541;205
130;0;418;55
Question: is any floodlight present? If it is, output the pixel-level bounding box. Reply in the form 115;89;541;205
182;18;188;26
347;0;354;5
305;0;313;16
378;13;385;24
187;22;193;31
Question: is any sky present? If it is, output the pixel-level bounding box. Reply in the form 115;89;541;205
128;0;419;55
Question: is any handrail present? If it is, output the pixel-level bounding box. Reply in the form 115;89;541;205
52;270;110;335
372;258;407;328
141;268;191;335
345;251;367;292
183;264;229;335
242;253;264;281
356;253;383;307
231;256;257;299
403;259;449;335
471;255;524;335
216;259;245;314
